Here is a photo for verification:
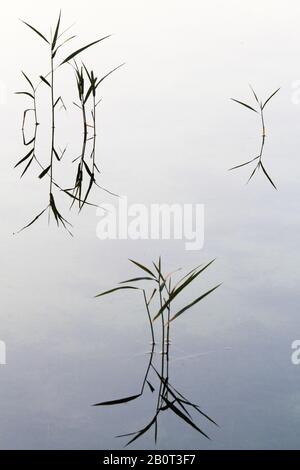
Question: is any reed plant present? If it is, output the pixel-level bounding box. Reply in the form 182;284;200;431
94;258;221;446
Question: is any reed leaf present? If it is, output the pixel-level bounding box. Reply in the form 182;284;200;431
93;394;141;406
14;148;34;168
20;156;34;177
119;277;155;284
162;397;210;439
129;259;156;278
15;91;34;99
39;75;51;87
229;155;260;171
38;165;51;179
260;161;277;189
51;10;61;50
262;87;280;109
231;98;257;113
21;71;34;91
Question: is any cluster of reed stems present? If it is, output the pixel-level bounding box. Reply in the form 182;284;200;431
94;258;221;446
15;12;123;234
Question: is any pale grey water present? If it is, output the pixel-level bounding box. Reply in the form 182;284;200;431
1;0;300;449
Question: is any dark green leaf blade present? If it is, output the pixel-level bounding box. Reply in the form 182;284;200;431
249;84;259;104
119;277;154;284
21;71;34;91
52;10;61;50
119;415;158;447
169;284;222;323
129;259;156;278
246;162;260;184
15;91;34;99
262;88;280;110
152;259;216;322
95;63;125;88
260;162;277;189
39;75;51;87
93;394;141;406
162;397;210;439
229;155;260;171
146;381;155;393
94;286;139;298
15;206;49;234
14;148;34;168
38;165;51;179
21;20;50;44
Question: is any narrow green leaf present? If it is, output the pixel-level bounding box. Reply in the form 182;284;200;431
260;162;277;189
21;20;50;44
38;165;51;179
178;398;218;426
146;381;155;393
262;88;280;109
21;71;34;91
95;286;139;298
84;84;93;104
95;63;125;88
53;148;60;161
60;35;111;65
229;155;260;171
15;205;49;234
15;91;34;99
40;75;51;87
152;259;216;322
169;284;222;323
52;10;61;50
83;160;93;178
162;397;210;439
93;394;141;406
20;156;34;177
52;35;76;58
119;277;154;284
246;162;260;184
14;148;34;168
129;259;156;278
249;84;259;104
118;414;158;447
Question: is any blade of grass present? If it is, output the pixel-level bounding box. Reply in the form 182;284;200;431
95;286;139;298
169;284;222;323
231;98;258;113
60;35;111;65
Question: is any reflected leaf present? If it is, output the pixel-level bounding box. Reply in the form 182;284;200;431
93;394;141;406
